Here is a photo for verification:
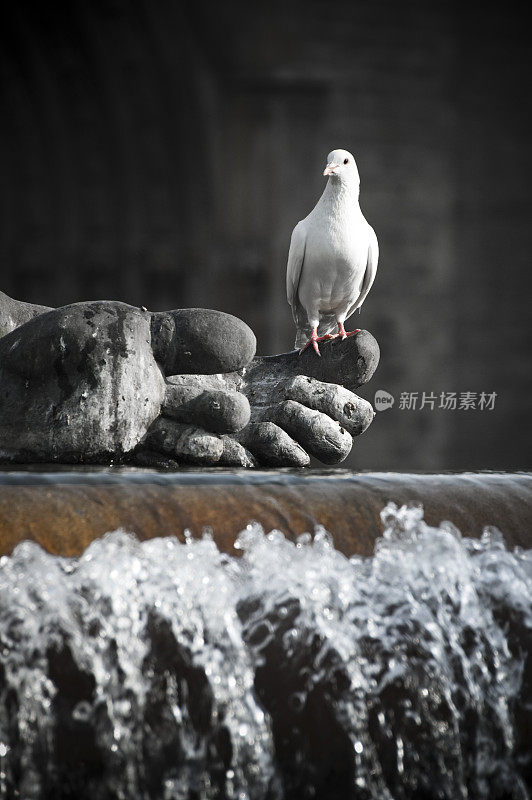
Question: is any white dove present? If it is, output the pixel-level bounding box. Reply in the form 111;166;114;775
286;148;378;355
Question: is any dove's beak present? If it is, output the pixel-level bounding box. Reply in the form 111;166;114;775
323;162;339;176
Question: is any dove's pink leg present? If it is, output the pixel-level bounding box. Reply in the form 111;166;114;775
337;322;360;340
299;327;333;356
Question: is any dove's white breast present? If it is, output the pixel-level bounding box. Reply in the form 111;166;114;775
297;202;370;316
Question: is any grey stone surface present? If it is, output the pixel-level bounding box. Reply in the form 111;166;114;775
236;422;310;468
144;418;224;465
151;309;256;375
219;436;257;468
0;290;52;338
283;375;375;437
0;297;255;463
163;383;250;433
0;292;379;468
0;301;166;462
127;329;379;469
245;329;379;400
265;400;353;464
132;449;181;470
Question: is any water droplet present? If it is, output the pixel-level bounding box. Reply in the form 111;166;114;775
290;692;306;712
72;701;92;723
396;736;404;774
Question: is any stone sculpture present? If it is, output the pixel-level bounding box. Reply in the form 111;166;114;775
0;291;379;468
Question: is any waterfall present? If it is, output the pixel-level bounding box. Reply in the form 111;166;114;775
1;502;530;799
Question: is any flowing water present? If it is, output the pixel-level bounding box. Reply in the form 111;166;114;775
0;503;531;800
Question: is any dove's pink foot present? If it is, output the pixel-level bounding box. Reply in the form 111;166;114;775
299;327;333;356
337;322;360;340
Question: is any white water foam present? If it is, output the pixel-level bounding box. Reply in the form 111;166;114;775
0;503;531;799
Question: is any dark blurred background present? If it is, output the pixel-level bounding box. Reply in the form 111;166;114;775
1;0;531;471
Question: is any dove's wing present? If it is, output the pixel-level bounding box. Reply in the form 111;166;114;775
347;224;379;318
286;221;307;325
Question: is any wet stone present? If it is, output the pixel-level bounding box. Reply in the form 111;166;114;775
219;436;257;468
131;449;180;470
144;418;224;465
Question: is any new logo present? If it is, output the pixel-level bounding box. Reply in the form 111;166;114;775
374;390;394;411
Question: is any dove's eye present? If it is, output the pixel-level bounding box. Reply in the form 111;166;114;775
343;158;349;164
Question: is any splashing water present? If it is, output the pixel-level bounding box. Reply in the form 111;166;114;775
0;503;531;800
